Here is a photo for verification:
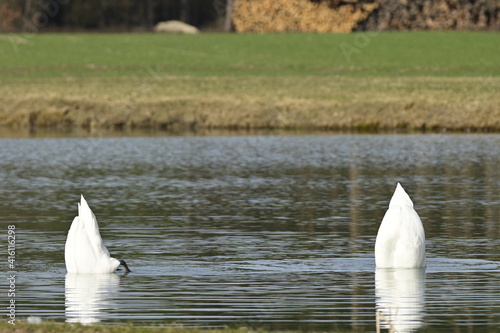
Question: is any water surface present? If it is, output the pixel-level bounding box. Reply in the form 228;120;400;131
1;134;499;331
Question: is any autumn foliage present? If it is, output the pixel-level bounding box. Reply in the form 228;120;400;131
232;0;379;33
0;2;21;32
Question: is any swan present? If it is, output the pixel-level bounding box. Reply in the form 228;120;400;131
375;183;426;268
65;195;131;274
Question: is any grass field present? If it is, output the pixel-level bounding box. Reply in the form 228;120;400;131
0;32;499;131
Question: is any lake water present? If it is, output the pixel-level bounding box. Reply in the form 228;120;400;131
1;133;499;331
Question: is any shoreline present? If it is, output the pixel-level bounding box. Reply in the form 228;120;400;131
2;126;489;140
1;76;499;133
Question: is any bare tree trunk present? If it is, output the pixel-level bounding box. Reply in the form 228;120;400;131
224;0;233;32
181;0;189;23
138;0;153;28
145;0;154;28
23;0;33;20
99;0;105;29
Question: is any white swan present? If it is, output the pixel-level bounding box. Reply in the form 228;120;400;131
65;195;131;274
375;183;426;268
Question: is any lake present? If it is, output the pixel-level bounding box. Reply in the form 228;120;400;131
1;133;499;331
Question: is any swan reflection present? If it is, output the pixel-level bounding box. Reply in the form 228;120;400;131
65;273;120;324
375;268;425;333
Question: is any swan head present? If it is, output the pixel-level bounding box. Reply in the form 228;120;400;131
119;259;132;273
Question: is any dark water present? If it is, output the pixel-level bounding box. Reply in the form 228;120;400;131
1;134;499;331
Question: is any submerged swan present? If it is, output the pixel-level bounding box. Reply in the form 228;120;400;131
375;183;426;268
65;195;131;274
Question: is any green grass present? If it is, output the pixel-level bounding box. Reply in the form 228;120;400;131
0;32;499;131
0;321;260;333
1;32;499;78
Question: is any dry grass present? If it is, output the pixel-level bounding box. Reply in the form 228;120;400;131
0;75;499;132
1;32;498;132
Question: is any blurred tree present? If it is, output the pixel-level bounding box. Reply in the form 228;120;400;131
5;0;497;32
224;0;233;31
180;0;189;22
0;0;22;32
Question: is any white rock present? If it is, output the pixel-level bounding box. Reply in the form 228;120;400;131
154;20;199;34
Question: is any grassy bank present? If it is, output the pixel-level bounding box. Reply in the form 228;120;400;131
0;321;257;333
1;32;499;131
